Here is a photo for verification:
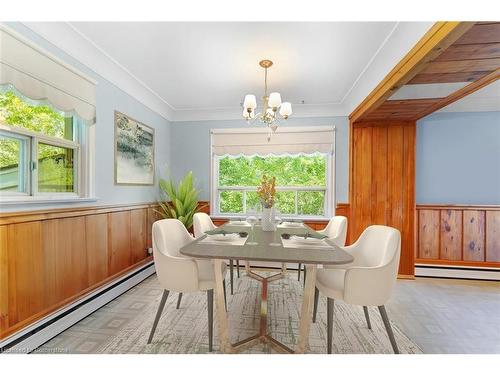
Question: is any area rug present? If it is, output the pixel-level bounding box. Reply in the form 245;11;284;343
38;271;423;354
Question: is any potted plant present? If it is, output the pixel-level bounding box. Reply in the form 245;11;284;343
257;175;276;231
157;171;205;231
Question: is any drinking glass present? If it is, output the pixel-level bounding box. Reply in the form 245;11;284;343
270;208;282;246
246;210;258;246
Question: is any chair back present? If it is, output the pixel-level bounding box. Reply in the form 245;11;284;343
152;219;199;292
343;225;401;306
322;216;347;246
193;212;216;238
353;225;400;268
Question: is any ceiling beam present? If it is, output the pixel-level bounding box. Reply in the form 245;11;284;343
349;22;475;123
413;68;500;119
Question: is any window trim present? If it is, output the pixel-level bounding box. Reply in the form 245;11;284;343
0;119;95;204
209;126;336;220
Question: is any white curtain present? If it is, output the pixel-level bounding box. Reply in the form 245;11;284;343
0;27;96;123
211;126;335;156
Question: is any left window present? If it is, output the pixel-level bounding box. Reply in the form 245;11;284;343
0;86;87;201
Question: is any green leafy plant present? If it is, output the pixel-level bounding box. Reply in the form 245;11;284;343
157;171;205;230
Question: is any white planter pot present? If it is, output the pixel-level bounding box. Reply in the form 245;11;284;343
261;206;276;232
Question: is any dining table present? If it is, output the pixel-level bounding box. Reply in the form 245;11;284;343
180;221;354;353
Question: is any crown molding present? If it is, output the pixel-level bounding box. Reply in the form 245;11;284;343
172;103;348;122
20;22;175;121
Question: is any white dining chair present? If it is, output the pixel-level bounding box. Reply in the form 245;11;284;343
312;225;401;354
147;219;227;352
298;216;348;283
192;212;239;296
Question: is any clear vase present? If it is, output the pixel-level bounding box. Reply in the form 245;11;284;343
261;206;276;232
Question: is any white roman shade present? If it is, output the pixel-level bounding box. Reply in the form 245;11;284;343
0;27;96;123
211;126;335;156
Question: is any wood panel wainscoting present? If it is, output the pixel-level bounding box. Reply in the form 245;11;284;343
416;204;500;268
0;203;161;340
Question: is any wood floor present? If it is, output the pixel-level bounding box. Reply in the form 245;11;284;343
386;277;500;353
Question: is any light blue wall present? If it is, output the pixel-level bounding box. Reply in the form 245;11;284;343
170;116;349;203
416;111;500;205
1;23;171;212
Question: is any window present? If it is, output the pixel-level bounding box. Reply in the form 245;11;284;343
215;153;330;217
210;126;336;218
0;86;91;201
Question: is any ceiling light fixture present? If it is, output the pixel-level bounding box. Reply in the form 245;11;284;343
242;59;292;135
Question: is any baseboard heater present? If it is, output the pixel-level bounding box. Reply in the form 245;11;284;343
0;261;155;354
416;264;500;281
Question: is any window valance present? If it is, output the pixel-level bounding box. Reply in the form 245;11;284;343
210;126;335;156
0;27;96;123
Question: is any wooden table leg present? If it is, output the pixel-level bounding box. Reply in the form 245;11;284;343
214;258;232;353
295;264;317;353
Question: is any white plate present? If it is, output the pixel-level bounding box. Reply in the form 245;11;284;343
289;236;324;245
207;233;240;241
228;220;250;226
281;222;303;228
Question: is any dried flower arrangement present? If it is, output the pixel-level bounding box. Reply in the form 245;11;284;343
257;175;276;208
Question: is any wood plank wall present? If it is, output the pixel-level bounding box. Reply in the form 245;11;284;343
0;203;160;339
349;121;416;277
416;204;500;267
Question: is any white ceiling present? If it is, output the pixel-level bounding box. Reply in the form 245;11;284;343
68;22;397;112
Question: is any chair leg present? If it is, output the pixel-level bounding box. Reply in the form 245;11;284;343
303;266;306;288
297;263;302;281
363;306;372;329
207;289;214;352
223;279;227;312
312;287;319;323
176;293;183;309
236;260;240;277
229;259;234;295
378;305;399;354
147;289;169;344
327;297;334;354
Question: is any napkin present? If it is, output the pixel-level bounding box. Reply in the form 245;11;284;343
204;228;240;236
290;232;327;240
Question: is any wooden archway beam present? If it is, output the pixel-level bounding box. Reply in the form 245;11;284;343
349;22;475;123
413;68;500;119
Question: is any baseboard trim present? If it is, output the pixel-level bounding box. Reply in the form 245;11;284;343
0;261;155;353
416;264;500;281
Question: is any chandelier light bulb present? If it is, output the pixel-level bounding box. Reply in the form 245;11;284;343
243;94;257;110
268;92;282;108
279;102;292;118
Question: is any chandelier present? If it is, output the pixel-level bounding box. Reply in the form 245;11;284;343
242;59;292;133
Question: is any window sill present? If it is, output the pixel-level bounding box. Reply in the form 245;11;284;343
211;214;330;222
0;197;98;206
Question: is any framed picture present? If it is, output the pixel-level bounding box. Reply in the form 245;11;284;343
114;111;155;185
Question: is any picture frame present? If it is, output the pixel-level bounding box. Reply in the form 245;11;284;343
114;111;155;185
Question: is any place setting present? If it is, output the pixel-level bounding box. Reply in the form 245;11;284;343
199;228;249;246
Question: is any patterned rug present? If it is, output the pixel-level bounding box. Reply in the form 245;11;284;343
38;271;422;354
